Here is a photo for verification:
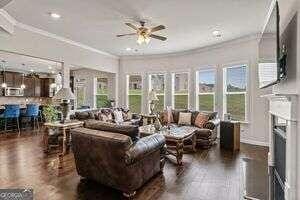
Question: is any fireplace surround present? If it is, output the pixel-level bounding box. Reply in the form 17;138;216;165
264;94;298;200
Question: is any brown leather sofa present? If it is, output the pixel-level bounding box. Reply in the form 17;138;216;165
160;109;220;149
70;107;142;126
71;121;166;197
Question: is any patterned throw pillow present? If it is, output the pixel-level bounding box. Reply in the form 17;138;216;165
194;113;209;128
162;110;174;124
113;110;124;123
99;114;109;122
178;112;192;125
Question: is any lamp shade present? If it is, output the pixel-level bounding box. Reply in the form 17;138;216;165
149;89;159;101
53;87;75;100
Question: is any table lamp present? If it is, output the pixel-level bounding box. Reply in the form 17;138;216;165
149;89;159;115
53;87;75;123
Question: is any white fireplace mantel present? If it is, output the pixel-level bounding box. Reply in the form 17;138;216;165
262;93;298;200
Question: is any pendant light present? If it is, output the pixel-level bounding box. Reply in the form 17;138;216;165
1;60;7;88
20;64;26;89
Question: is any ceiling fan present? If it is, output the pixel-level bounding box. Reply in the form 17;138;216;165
117;21;167;44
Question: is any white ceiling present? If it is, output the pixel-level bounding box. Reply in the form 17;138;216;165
3;0;271;56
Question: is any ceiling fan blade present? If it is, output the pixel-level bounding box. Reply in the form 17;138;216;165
116;33;136;37
150;25;166;32
125;23;138;30
149;34;167;41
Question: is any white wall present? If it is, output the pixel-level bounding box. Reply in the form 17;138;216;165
119;35;270;146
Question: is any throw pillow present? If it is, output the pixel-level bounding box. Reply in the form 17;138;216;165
113;110;124;123
162;109;174;124
99;114;109;122
178;112;192;125
194;113;209;128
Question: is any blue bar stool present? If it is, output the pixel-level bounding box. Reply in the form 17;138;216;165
0;104;21;135
22;104;40;131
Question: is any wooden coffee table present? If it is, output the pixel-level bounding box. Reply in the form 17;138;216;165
139;124;198;165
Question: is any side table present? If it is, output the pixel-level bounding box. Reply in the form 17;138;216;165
44;120;84;155
220;120;240;151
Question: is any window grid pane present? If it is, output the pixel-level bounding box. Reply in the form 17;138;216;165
173;73;189;109
174;94;188;109
128;75;142;113
198;94;214;111
224;65;247;121
97;78;108;94
198;70;215;111
96;95;109;108
96;78;109;108
226;66;246;92
226;93;245;121
150;74;165;112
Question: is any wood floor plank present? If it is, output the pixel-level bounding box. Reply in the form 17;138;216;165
0;130;268;200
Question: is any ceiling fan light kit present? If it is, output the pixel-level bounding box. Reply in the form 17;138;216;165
117;21;167;45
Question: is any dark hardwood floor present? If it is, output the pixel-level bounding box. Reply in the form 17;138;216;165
0;129;268;200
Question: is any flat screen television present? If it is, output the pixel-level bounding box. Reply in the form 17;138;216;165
258;1;286;89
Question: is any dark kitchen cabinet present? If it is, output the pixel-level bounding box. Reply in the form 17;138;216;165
24;77;35;97
34;78;41;97
41;78;54;97
5;72;14;87
1;71;54;97
14;73;23;88
0;74;3;96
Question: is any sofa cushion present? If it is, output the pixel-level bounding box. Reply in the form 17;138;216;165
75;111;94;120
194;113;209;128
172;109;189;123
84;120;139;142
178;112;192;125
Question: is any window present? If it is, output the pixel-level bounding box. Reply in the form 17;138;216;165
172;73;189;109
76;79;86;109
127;75;142;113
149;74;165;112
197;69;216;111
224;65;247;121
96;77;109;108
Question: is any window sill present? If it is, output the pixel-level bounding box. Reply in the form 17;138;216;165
223;120;250;124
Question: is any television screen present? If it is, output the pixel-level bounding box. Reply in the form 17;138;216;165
258;1;281;89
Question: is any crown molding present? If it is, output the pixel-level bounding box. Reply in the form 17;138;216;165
0;0;12;9
0;9;118;59
0;9;17;25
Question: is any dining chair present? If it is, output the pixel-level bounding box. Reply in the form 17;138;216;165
0;104;21;135
21;104;39;131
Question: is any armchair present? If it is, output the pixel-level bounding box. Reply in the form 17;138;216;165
71;128;166;197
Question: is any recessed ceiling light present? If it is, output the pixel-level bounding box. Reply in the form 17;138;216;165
126;47;132;51
30;69;34;72
48;66;52;69
212;30;221;37
50;12;61;19
51;70;55;74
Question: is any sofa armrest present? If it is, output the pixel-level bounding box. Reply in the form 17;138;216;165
125;134;165;164
203;118;220;130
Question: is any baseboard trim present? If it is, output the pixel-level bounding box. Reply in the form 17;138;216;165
240;139;269;147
